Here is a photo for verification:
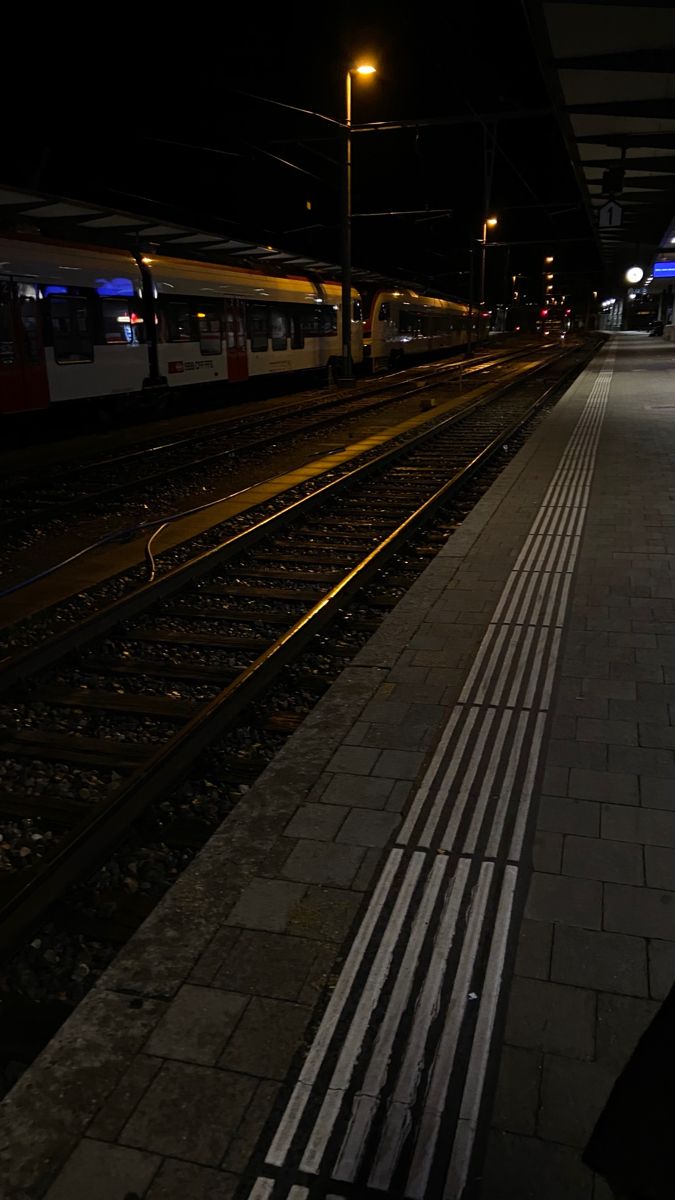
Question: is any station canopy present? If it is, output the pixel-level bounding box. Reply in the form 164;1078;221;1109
0;184;450;300
526;1;675;285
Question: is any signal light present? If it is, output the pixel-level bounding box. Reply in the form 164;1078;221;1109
540;308;549;317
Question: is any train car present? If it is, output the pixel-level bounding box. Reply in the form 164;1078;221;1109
364;288;485;370
0;236;363;414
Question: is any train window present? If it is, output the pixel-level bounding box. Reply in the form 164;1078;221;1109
270;308;288;350
102;298;145;345
353;300;362;322
49;295;94;364
18;284;40;363
247;304;268;352
0;282;15;366
290;308;304;350
167;301;193;342
318;307;338;337
198;308;222;356
299;307;320;337
378;302;390;321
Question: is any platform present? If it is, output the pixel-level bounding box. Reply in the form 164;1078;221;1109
2;333;675;1200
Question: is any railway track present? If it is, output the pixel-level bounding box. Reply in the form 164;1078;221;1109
0;345;535;539
0;337;599;966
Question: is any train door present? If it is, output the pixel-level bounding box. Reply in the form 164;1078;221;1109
225;299;248;381
0;279;49;413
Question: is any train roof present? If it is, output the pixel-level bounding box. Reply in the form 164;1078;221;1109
0;234;357;305
0;184;469;306
370;287;469;314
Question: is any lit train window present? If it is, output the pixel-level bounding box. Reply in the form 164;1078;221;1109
48;294;94;364
198;307;222;356
18;283;40;363
167;301;193;342
270;308;288;351
102;298;144;345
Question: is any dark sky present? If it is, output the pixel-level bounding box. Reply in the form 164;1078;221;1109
5;3;600;304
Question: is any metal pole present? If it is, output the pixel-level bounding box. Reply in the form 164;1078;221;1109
341;70;353;382
503;244;511;328
133;253;165;388
480;219;487;308
466;245;474;358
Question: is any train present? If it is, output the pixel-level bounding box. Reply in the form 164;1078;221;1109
0;234;486;415
364;288;484;370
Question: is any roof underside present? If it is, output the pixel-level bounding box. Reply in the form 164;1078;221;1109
526;1;675;280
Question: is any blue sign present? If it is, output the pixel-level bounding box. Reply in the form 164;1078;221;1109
654;261;675;278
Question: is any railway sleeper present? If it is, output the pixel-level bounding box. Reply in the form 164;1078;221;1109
0;732;151;770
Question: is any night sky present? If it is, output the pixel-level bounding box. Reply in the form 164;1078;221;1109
4;4;600;305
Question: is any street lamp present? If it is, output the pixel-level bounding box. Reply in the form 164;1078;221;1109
480;216;498;308
341;61;376;381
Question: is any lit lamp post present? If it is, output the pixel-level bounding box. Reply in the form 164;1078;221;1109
480;216;498;308
341;62;376;382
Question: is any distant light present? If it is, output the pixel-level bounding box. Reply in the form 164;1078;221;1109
355;63;376;75
670;237;675;244
141;257;153;265
196;311;206;318
44;285;67;296
540;308;549;317
625;266;644;284
306;200;312;211
486;216;498;227
545;256;554;264
546;273;554;280
628;292;637;301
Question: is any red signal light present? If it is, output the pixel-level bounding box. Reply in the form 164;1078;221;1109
540;308;549;317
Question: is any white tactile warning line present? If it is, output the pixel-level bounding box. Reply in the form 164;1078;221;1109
249;356;614;1200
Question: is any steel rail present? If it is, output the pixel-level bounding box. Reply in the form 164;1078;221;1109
0;340;601;955
0;345;579;688
0;349;520;536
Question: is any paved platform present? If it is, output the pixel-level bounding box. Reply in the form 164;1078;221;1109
1;333;674;1200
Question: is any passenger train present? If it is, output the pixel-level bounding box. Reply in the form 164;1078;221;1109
364;288;484;370
0;235;483;415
